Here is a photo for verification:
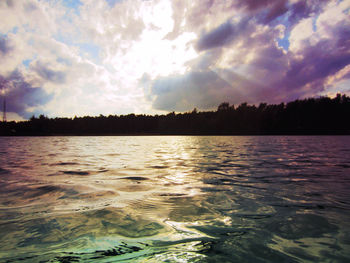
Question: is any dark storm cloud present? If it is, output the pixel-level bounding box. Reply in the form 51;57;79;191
236;0;278;11
196;21;235;51
235;0;330;25
234;0;288;23
287;0;330;24
0;36;13;56
196;19;250;51
282;34;350;97
31;62;66;84
257;0;289;24
287;0;314;23
0;70;53;118
264;1;289;23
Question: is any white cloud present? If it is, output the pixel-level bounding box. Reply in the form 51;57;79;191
317;0;350;32
289;17;316;52
290;0;350;53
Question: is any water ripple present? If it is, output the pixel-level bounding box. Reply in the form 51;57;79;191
0;136;349;262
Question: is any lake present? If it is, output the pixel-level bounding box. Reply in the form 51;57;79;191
0;136;349;262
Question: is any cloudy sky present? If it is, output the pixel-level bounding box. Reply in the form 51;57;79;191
0;0;349;120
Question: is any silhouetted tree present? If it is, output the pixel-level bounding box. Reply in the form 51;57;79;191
217;102;230;112
1;94;349;136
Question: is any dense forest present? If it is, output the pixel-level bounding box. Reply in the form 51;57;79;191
1;94;350;135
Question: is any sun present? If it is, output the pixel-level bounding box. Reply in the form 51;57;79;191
105;0;198;82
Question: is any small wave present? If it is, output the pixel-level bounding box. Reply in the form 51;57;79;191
52;162;79;166
2;245;147;263
28;185;62;198
337;163;350;168
268;214;339;239
0;167;10;174
159;193;186;197
106;153;120;157
200;187;229;192
148;165;170;169
232;213;274;219
203;178;238;185
119;176;149;181
76;190;118;200
62;171;90;176
48;239;209;262
271;203;327;210
189;225;248;237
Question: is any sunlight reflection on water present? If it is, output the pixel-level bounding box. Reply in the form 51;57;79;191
0;136;349;262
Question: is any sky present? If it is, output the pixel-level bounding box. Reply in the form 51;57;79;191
0;0;349;120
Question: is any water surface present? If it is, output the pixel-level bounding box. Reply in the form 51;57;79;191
0;136;349;262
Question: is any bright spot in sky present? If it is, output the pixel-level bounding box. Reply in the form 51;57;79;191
0;0;349;120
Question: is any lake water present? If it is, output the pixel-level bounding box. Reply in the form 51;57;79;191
0;136;349;262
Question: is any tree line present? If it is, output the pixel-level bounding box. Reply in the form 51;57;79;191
1;94;349;135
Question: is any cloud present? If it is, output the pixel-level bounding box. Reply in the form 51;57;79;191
235;0;330;26
31;61;66;84
196;21;239;51
288;0;320;24
150;0;350;110
256;0;289;24
281;25;350;98
0;36;12;55
193;0;331;54
233;0;288;23
150;70;232;111
276;1;350;99
236;0;279;11
147;68;269;112
0;70;53;118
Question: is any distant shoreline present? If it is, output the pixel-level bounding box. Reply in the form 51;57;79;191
1;94;350;136
1;133;350;137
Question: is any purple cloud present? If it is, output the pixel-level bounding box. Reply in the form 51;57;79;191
196;21;235;51
283;37;350;96
0;70;53;118
31;61;66;84
196;19;250;51
235;0;330;26
150;1;350;111
234;0;288;23
259;0;289;24
4;0;14;8
0;36;12;56
236;0;279;11
242;16;350;101
288;0;330;24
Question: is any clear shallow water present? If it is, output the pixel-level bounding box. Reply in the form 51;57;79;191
0;136;349;262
